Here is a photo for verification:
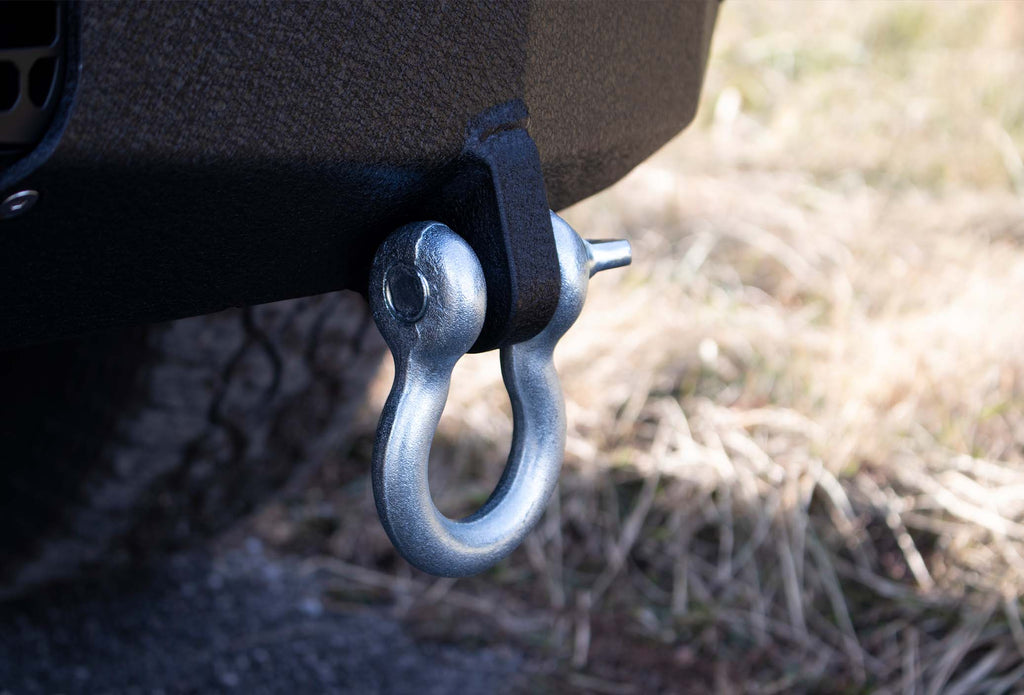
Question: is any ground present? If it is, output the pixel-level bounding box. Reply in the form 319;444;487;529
0;545;527;694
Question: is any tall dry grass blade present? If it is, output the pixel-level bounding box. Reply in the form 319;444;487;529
807;533;867;683
592;469;660;602
306;558;547;634
775;517;808;640
973;659;1024;695
902;628;920;695
859;475;935;591
572;591;592;669
925;600;998;695
1002;595;1024;661
943;646;1009;695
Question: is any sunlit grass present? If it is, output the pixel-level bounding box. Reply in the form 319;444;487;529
692;0;1024;193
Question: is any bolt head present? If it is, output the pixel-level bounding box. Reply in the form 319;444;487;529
0;190;39;220
384;263;430;323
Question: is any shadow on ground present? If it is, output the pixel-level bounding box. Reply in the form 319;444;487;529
0;545;529;695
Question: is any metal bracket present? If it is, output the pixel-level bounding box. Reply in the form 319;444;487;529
368;212;630;577
436;99;561;353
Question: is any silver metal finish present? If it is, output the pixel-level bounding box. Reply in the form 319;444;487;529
0;190;38;220
369;212;631;577
586;239;632;277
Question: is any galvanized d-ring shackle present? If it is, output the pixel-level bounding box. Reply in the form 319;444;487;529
369;212;630;577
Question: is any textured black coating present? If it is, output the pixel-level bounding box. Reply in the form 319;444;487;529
0;0;718;350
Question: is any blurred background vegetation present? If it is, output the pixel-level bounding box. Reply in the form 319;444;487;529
252;2;1024;692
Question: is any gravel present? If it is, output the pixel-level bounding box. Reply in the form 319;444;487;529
0;544;528;694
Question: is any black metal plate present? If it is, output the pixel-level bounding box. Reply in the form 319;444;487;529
0;0;718;349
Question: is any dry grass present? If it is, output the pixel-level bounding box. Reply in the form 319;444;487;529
255;2;1024;692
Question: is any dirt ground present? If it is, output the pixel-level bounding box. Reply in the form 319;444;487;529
0;544;529;694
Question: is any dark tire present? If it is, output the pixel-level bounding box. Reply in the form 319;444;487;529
0;291;386;599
